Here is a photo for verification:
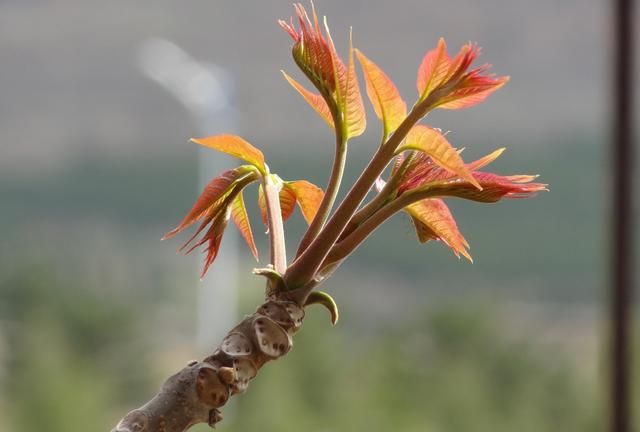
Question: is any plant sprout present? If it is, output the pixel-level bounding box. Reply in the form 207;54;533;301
113;4;546;431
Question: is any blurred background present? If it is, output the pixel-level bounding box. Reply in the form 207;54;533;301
1;0;638;431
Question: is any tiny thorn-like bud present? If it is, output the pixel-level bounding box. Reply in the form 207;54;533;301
253;266;287;295
304;291;339;325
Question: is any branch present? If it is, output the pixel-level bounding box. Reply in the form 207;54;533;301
263;174;287;274
320;183;443;271
112;297;305;432
296;137;347;256
339;151;416;240
284;97;438;289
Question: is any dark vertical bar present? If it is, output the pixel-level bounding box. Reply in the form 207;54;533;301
611;0;635;431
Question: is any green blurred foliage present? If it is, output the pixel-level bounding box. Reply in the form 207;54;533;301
1;258;637;431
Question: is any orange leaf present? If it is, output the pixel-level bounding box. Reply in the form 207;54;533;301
467;147;505;171
282;71;335;129
341;31;366;138
285;180;325;224
398;125;481;190
163;167;251;239
406;198;472;262
416;38;451;100
231;192;258;260
356;49;407;135
191;135;266;174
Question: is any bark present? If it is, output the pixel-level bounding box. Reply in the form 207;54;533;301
112;295;305;432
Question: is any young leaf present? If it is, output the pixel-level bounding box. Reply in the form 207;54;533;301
356;49;407;135
417;172;547;203
178;208;230;279
416;38;508;110
198;211;230;279
191;135;267;175
417;38;451;101
280;4;337;93
304;291;339;325
282;71;335;129
340;31;366;138
437;72;510;110
467;147;506;171
284;180;325;225
163;167;256;239
405;198;472;262
397;125;481;190
231;192;258;260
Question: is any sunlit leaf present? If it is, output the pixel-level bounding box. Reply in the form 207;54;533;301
191;135;266;174
163;166;256;239
406;198;472;262
282;71;335;129
398;125;481;189
285;180;325;225
467;147;505;171
416;39;508;110
340;31;366;138
437;72;510;110
356;49;407;135
417;38;451;101
419;172;547;203
231;192;258;260
280;4;337;92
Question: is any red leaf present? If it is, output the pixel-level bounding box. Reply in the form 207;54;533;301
280;4;337;92
356;49;407;135
282;4;366;138
437;72;509;110
424;171;547;203
163;167;251;239
231;192;258;260
197;211;229;279
406;198;472;262
285;180;325;224
191;135;266;174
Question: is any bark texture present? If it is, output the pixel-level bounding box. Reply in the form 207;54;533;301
112;297;305;432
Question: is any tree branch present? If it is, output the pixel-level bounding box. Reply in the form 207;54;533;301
112;297;305;432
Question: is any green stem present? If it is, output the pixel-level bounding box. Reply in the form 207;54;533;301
322;181;445;269
296;135;347;256
284;99;435;289
340;151;416;240
263;174;287;274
